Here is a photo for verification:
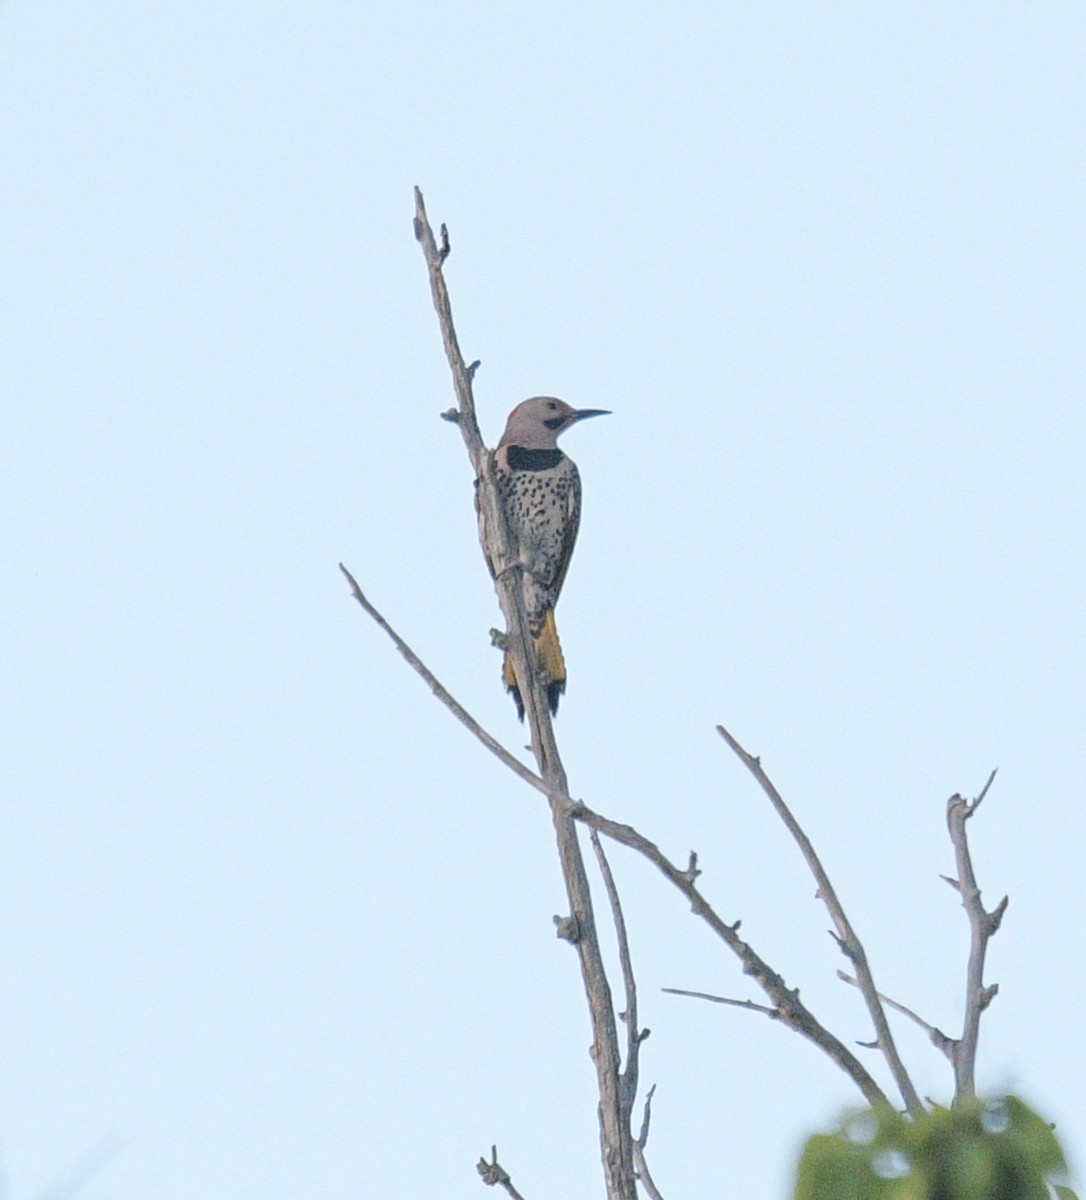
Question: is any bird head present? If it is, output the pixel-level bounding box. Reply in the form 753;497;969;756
498;396;611;450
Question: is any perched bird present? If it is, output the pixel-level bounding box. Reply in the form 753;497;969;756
491;396;609;719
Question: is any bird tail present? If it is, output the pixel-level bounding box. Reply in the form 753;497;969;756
503;608;567;721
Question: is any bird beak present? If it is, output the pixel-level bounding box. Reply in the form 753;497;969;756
569;408;611;424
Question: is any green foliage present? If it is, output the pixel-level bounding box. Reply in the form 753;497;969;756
793;1097;1076;1200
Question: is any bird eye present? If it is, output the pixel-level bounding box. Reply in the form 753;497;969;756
548;401;557;410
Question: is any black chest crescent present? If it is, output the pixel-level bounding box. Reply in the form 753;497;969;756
505;446;565;471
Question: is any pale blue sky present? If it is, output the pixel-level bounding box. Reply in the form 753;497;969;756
2;3;1084;1197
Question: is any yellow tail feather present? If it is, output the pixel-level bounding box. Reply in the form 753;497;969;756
502;609;567;719
534;609;566;684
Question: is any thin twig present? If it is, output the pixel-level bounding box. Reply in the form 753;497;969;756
662;988;778;1017
973;769;998;810
338;565;565;804
946;770;1005;1104
590;829;643;1122
836;971;955;1057
636;1084;655;1149
412;191;484;461
477;1146;528;1200
632;1086;665;1200
716;724;924;1117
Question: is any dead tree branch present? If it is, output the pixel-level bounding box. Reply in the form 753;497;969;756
716;724;924;1117
342;563;890;1111
342;561;891;1110
349;192;910;1189
412;187;636;1200
342;190;1024;1200
946;770;1005;1104
575;800;891;1109
837;971;955;1059
338;565;564;804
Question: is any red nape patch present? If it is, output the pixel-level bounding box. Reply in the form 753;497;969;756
507;401;525;421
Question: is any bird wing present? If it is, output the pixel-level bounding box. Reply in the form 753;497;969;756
549;462;582;601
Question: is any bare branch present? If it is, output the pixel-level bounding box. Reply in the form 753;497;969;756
837;971;955;1058
367;197;906;1163
590;829;644;1122
345;545;895;1112
341;556;888;1108
412;189;484;461
945;772;1005;1104
339;564;566;805
632;1140;661;1200
716;724;924;1116
973;767;998;810
636;1084;656;1150
414;189;635;1200
662;988;778;1018
632;1086;666;1200
477;1146;528;1200
413;189;558;767
574;802;891;1109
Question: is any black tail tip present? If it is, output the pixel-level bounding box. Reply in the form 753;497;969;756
506;680;565;721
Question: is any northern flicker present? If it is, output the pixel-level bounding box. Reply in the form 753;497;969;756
491;396;609;720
